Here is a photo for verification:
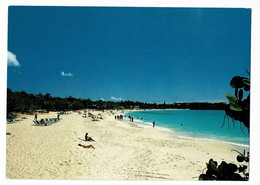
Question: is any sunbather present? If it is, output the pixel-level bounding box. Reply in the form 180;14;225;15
78;143;95;149
85;133;95;141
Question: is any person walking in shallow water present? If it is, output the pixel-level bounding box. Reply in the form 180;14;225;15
152;121;155;128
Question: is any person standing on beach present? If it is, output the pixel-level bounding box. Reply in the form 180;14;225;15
34;112;37;120
57;113;60;120
153;121;155;128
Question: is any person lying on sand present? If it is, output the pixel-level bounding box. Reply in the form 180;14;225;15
85;133;95;142
78;143;95;149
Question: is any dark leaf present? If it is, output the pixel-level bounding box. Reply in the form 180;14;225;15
235;88;238;98
206;169;213;176
232;173;244;181
230;76;244;88
238;89;243;101
225;93;237;104
237;154;245;162
238;165;247;173
227;163;238;173
199;174;216;181
230;105;243;111
218;161;227;173
209;159;218;171
242;78;250;86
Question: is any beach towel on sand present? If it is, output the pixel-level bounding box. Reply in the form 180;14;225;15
78;137;92;142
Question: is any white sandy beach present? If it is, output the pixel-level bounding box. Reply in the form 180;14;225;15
6;111;248;180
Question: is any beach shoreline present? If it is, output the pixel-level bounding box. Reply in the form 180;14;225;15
6;110;249;180
123;110;249;148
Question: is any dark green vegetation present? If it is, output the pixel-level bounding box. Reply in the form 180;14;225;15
7;88;226;119
224;74;250;131
199;154;249;181
199;72;250;181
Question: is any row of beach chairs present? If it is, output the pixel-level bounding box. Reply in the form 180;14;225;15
44;118;59;122
33;117;59;126
90;113;103;121
81;112;102;121
6;117;28;124
60;111;70;115
7;119;19;124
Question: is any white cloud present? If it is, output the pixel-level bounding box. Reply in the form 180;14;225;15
7;51;20;67
101;98;105;101
61;71;73;77
110;96;122;101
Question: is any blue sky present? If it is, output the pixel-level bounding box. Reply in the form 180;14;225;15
7;7;251;103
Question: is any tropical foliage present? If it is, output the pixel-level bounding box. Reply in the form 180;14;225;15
199;154;249;181
199;72;250;181
224;73;250;131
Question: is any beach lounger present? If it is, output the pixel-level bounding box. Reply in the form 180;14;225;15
91;116;100;121
33;120;40;125
97;114;103;119
33;120;52;126
7;119;15;124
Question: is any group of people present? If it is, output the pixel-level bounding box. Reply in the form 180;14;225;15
128;115;156;128
115;114;124;120
128;115;134;122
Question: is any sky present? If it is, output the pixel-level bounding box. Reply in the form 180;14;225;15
7;6;251;103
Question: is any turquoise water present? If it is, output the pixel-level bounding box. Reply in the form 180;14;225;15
125;110;249;147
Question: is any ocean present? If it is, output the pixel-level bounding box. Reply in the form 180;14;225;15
125;110;249;147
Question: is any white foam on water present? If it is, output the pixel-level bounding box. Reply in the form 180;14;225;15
123;113;249;148
171;133;249;148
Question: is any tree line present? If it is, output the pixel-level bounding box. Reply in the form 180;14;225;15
7;88;226;118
